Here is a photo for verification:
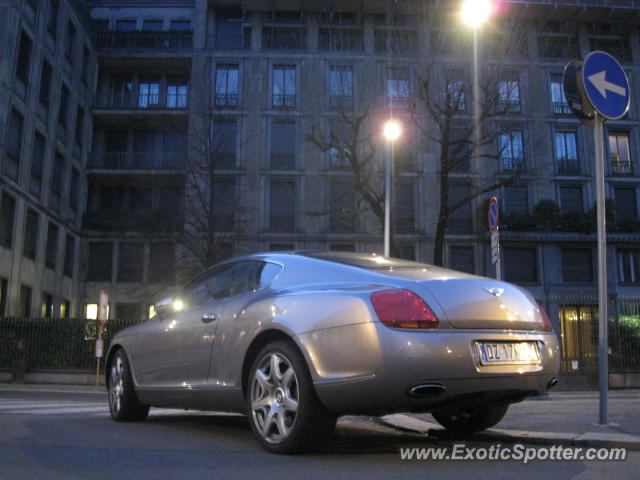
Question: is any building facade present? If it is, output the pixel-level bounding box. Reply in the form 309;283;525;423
1;0;640;384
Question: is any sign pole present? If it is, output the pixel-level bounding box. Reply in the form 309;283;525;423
495;232;501;281
594;113;608;425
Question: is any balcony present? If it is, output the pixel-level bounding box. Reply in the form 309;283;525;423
83;209;184;233
95;32;193;51
552;101;572;115
272;94;296;109
329;95;354;111
611;160;634;176
557;159;581;175
94;93;188;110
88;152;186;171
497;100;521;114
215;93;239;108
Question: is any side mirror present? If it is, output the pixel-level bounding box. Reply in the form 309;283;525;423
153;297;175;318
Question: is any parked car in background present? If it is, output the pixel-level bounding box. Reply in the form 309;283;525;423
106;252;560;454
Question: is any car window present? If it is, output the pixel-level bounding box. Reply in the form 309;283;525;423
259;262;282;287
180;275;211;306
207;261;263;300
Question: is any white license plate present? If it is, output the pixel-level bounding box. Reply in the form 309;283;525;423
478;341;540;365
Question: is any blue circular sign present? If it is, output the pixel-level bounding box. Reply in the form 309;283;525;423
582;51;631;120
488;197;499;232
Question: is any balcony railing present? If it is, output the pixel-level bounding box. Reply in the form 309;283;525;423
387;95;411;109
94;93;188;110
215;93;239;108
329;95;354;111
557;159;581;175
272;94;296;108
89;152;186;170
497;100;521;114
552;101;572;115
83;210;184;233
611;160;634;176
96;32;193;50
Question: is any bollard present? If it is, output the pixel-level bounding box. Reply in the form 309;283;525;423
12;339;26;384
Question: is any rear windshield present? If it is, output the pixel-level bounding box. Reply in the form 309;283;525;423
299;251;432;270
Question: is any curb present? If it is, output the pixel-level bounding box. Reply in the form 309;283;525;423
379;414;640;451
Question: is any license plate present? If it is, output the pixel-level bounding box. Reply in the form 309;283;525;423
477;341;540;365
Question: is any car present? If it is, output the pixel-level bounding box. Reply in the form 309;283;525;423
105;251;560;454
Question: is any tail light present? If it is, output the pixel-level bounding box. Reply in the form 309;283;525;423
536;303;553;332
371;289;439;329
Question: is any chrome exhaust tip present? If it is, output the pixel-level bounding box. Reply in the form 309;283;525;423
407;383;446;397
546;377;558;391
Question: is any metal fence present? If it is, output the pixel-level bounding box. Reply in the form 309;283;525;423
0;318;140;373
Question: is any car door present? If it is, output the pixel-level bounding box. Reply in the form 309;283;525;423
130;270;226;389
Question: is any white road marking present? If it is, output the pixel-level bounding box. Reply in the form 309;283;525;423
12;406;108;415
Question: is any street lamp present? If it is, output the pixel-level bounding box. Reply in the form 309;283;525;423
460;0;493;28
383;119;402;257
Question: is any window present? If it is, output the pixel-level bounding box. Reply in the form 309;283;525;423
50;152;65;210
618;249;640;284
449;126;472;172
75;106;84;145
498;72;520;113
329;65;353;110
0;194;16;249
272;65;296;108
212;178;236;230
81;46;90;85
396;245;416;261
614;186;637;219
0;278;7;317
498;130;524;170
58;84;69;127
555;131;579;174
328;119;353;168
319;17;363;52
504;185;529;214
449;246;474;274
63;234;75;277
215;64;239;107
537;21;579;59
443;69;466;112
166;76;188;108
214;7;250;50
330;243;355;252
170;20;191;31
45;222;59;270
447;184;473;234
138;77;160;108
270;120;295;169
207;261;272;300
609;133;632;175
30;132;45;198
158;187;183;212
39;60;52;108
65;22;76;62
212;118;237;168
394;180;415;233
561;248;593;283
47;1;59;36
116;303;142;320
387;67;409;108
69;168;80;210
270;179;295;232
559;185;584;213
504;247;538;283
60;299;70;318
149;242;174;282
270;243;294;251
115;19;136;32
16;31;33;85
18;285;32;317
87;242;113;282
329;178;356;233
23;209;39;260
42;293;54;318
142;20;163;31
118;243;143;282
6;108;24;179
550;74;571;114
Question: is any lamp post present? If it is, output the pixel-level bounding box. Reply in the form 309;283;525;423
383;119;402;257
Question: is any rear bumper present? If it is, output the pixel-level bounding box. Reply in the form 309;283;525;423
299;322;560;415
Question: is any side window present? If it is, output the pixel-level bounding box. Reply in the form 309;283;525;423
208;261;263;300
259;262;283;288
180;276;210;306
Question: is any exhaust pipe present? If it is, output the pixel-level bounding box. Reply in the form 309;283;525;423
407;383;446;397
546;377;558;391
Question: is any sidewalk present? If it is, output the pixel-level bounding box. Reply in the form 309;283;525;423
380;390;640;450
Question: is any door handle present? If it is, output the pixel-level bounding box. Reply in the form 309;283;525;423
201;313;217;324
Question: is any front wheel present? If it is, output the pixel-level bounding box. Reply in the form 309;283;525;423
246;341;337;454
431;404;509;434
107;349;149;422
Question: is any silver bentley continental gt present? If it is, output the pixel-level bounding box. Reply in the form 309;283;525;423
105;251;560;454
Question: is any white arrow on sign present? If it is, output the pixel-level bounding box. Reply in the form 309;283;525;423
587;71;627;99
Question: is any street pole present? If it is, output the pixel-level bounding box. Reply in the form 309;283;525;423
594;113;608;425
495;232;501;281
384;140;393;257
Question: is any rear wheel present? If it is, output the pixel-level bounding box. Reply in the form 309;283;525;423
246;341;337;454
107;349;149;422
432;404;509;434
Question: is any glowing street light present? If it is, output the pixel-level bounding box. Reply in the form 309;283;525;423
460;0;493;28
382;119;403;257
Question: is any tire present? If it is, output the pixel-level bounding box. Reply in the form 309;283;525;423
107;349;150;422
246;341;337;454
431;403;509;434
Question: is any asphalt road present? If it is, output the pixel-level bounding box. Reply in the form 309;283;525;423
0;389;638;480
